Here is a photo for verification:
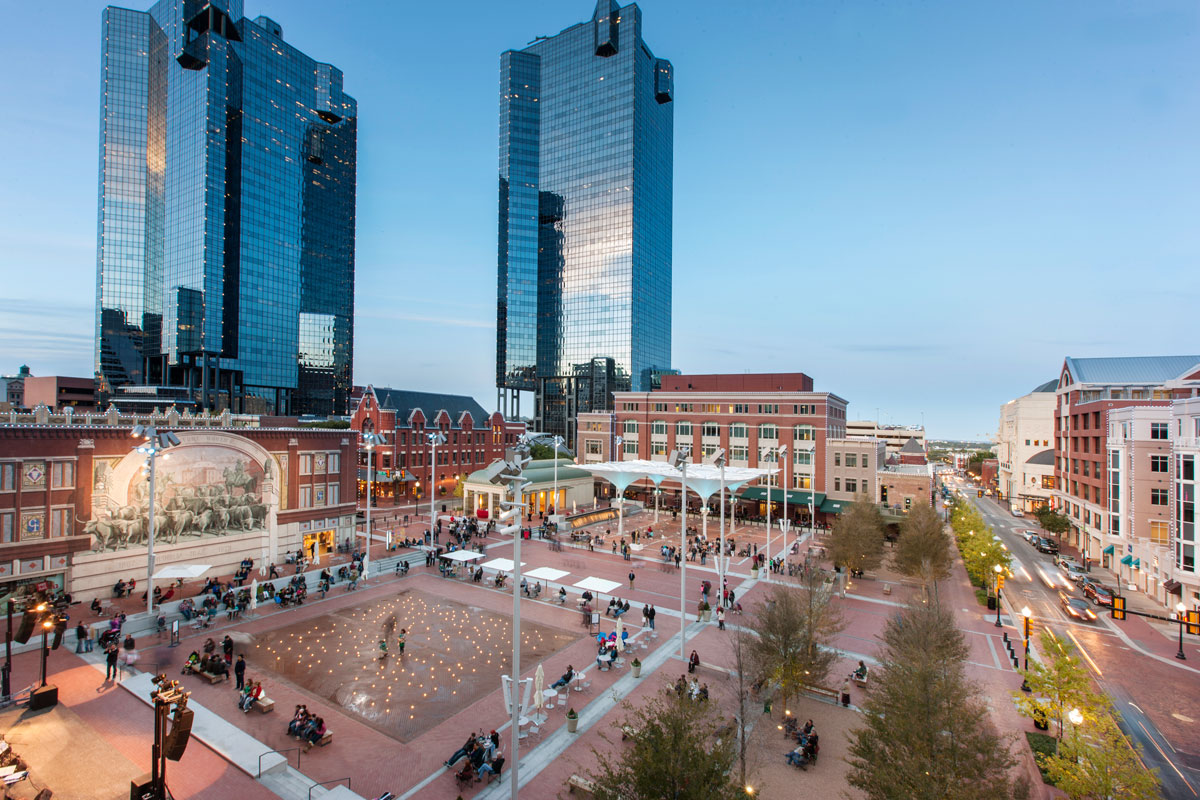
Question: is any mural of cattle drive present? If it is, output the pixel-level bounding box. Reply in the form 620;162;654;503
85;443;275;552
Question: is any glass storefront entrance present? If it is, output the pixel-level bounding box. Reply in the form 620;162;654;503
304;529;335;562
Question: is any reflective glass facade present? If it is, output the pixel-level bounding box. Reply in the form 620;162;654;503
96;0;356;415
497;0;673;435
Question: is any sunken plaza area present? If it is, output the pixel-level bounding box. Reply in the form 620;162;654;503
245;587;576;741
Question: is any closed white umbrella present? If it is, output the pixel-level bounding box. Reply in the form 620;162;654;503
250;578;258;612
533;663;545;720
615;617;625;652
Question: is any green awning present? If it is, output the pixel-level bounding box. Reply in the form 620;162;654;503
738;487;825;507
1132;558;1141;569
819;498;847;515
1102;544;1115;555
1119;554;1133;566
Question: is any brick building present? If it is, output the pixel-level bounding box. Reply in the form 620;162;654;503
23;376;97;411
0;407;357;607
1052;355;1200;568
349;387;526;504
577;373;849;523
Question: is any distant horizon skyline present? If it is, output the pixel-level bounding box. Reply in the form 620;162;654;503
1;0;1196;440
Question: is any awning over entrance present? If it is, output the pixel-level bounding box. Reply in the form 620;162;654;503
819;498;848;515
1164;579;1182;594
1133;558;1141;569
357;468;415;482
739;487;826;507
1102;544;1115;555
1119;554;1133;566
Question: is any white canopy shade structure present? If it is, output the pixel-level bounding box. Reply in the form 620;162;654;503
482;558;526;572
152;564;212;581
525;567;570;582
441;549;486;562
573;577;622;594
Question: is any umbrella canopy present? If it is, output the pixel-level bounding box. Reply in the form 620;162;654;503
442;549;486;562
482;558;525;572
526;567;569;581
152;564;212;581
573;577;622;594
615;617;625;652
534;664;545;711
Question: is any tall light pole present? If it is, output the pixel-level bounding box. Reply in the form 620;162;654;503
361;432;385;579
492;438;532;799
779;444;790;572
614;436;625;542
1020;605;1032;692
427;431;446;541
670;448;691;661
551;434;564;520
132;425;180;616
993;564;1004;627
1177;602;1188;661
711;449;728;590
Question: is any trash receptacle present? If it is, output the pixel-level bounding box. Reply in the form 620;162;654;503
987;596;997;611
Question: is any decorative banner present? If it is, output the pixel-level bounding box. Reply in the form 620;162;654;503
20;512;45;540
22;462;45;490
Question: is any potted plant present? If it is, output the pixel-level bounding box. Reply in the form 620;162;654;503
566;708;579;733
631;657;642;678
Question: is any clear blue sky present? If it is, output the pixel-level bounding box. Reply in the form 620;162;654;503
0;1;1196;440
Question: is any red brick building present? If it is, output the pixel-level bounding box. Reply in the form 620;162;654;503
0;407;357;606
577;373;849;523
23;376;97;411
350;387;526;504
1052;355;1200;564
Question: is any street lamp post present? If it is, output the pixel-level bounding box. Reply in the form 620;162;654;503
427;431;446;542
361;432;385;580
1177;602;1188;661
993;564;1004;628
132;425;180;617
1020;606;1032;691
1068;707;1083;759
779;444;789;573
671;448;691;661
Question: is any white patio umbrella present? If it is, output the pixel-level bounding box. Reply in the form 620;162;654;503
533;663;546;721
615;617;625;652
250;578;258;612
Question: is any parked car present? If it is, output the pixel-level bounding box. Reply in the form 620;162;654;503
1060;592;1098;622
1082;581;1115;606
1056;555;1081;571
1065;564;1088;583
1021;530;1042;545
1011;508;1024;517
1035;537;1059;554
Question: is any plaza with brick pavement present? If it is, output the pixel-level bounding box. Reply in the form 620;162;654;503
3;495;1194;799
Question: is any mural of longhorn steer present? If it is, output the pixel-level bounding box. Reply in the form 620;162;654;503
228;505;253;531
165;510;194;544
194;509;215;535
84;517;121;552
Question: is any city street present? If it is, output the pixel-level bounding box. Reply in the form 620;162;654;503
956;483;1200;798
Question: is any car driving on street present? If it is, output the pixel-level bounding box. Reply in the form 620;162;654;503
1059;591;1099;622
1082;580;1115;606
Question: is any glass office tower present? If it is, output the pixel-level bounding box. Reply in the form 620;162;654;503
96;0;356;415
497;0;673;443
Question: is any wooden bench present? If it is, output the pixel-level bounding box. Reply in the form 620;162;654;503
197;670;227;685
567;774;596;795
801;685;840;705
256;697;275;713
851;673;868;688
316;730;332;747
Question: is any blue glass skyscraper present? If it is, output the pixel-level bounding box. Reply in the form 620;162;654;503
497;0;673;442
96;0;356;415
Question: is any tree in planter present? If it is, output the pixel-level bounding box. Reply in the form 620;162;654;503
846;597;1027;800
1041;710;1160;800
1014;630;1103;742
828;494;885;575
893;503;952;580
746;577;844;713
584;688;742;800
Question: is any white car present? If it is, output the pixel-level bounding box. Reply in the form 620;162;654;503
1011;508;1024;517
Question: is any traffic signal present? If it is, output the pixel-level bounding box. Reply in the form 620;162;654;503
996;575;1006;593
977;490;984;497
1111;595;1126;621
1187;610;1200;637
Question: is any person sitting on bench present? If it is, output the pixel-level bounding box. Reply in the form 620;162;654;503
551;665;575;689
852;660;868;682
605;598;618;617
302;717;326;751
91;598;103;615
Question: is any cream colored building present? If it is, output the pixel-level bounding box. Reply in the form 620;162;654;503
996;380;1056;512
825;438;886;501
845;421;924;455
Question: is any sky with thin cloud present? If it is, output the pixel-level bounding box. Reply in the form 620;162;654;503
0;1;1196;439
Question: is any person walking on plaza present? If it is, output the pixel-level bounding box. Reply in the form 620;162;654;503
75;621;89;654
398;628;407;655
647;604;656;630
628;570;635;590
105;642;119;680
222;634;234;664
716;605;726;631
235;654;246;690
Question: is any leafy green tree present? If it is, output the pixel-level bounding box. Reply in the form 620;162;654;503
746;579;844;712
894;503;952;580
1042;711;1160;800
847;598;1026;800
1015;630;1104;741
585;687;743;800
1035;507;1071;536
829;494;886;574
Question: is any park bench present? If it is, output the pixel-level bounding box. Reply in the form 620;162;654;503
567;774;596;795
317;729;332;746
256;696;275;713
197;670;227;685
801;684;840;705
